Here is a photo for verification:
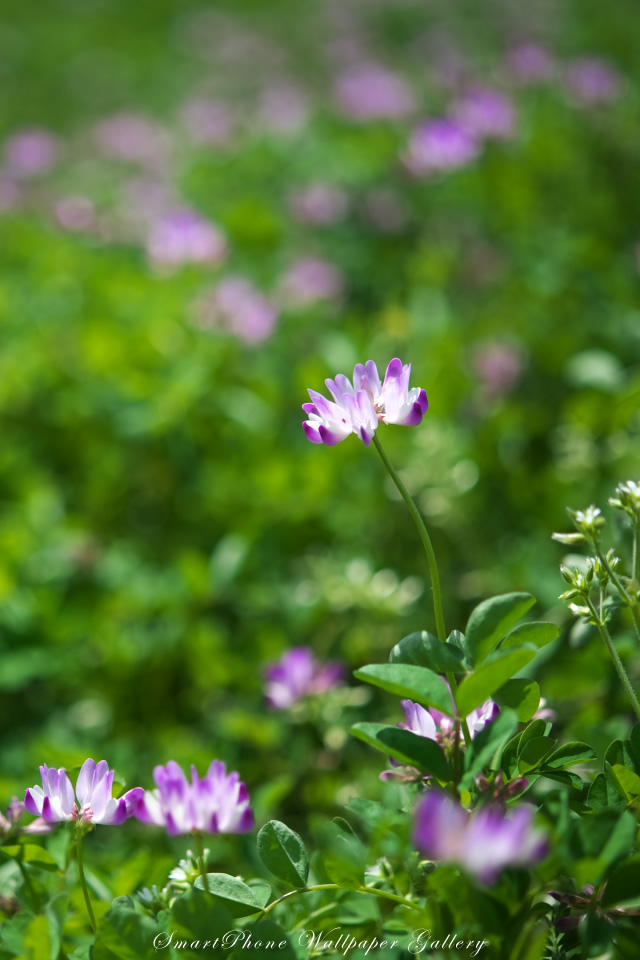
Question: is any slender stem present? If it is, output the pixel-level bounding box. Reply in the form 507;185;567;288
193;831;209;895
585;596;640;722
259;882;424;918
633;523;640;584
372;434;446;643
76;830;97;935
594;543;640;641
372;434;471;746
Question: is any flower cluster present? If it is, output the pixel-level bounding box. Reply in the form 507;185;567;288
136;760;253;836
302;358;428;447
23;757;253;837
25;760;143;826
264;646;344;709
414;791;547;884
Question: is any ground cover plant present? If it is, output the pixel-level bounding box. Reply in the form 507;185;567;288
1;0;640;957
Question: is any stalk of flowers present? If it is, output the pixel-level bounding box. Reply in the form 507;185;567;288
413;791;547;885
24;759;143;933
263;646;344;709
301;359;471;748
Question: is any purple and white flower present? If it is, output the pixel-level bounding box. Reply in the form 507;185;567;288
135;760;253;836
302;358;428;447
25;760;143;826
414;792;547;884
400;696;499;743
264;647;344;709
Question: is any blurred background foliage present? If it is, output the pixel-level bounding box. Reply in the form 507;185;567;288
1;0;640;888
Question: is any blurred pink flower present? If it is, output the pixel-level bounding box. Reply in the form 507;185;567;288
5;128;60;178
335;63;415;121
93;112;172;169
264;647;344;709
472;341;524;399
454;88;517;140
55;195;96;232
180;98;235;146
405;118;480;175
414;792;547;884
289;183;349;225
258;84;309;134
193;276;277;344
278;257;344;307
507;44;555;83
146;208;227;269
565;58;621;105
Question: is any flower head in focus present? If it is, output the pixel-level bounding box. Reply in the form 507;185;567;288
414;792;547;884
264;647;344;709
25;760;142;826
302;358;428;446
135;760;253;836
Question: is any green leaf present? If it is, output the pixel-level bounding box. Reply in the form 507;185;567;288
193;873;270;916
518;737;557;773
572;811;637;873
241;922;297;959
320;822;365;889
630;724;640;768
604;739;639;775
587;773;610;811
93;898;161;960
544;742;597;769
518;719;549;752
501;621;559;651
608;763;640;801
257;820;309;888
538;769;584;790
171;888;233;940
350;723;451;780
501;732;524;779
353;663;453;716
465;592;536;665
456;646;538;717
1;844;59;872
462;709;520;788
494;679;540;722
389;631;465;673
602;855;640;907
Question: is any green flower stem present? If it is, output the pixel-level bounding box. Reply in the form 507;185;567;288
76;829;97;935
633;523;640;584
594;543;640;641
193;831;210;895
372;434;471;746
259;883;424;918
584;596;640;722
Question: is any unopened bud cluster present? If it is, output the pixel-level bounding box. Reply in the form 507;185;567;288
609;480;640;525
